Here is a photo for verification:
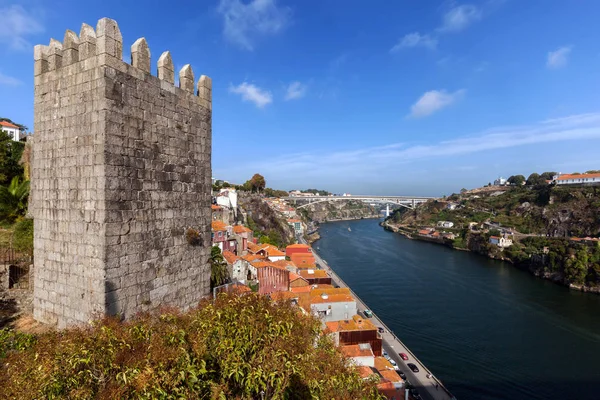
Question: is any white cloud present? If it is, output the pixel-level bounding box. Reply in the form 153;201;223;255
217;0;291;50
0;5;44;50
390;32;437;53
547;46;572;69
284;81;306;100
409;89;466;118
0;71;21;86
218;112;600;187
438;4;482;33
229;82;273;108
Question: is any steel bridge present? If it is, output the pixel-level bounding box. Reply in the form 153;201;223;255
283;195;434;210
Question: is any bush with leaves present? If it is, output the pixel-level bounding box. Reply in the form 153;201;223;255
0;293;383;399
0;176;29;223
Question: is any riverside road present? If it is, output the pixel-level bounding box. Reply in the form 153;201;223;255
299;236;456;400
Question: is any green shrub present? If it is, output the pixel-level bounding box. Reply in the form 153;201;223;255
0;293;383;400
12;218;33;253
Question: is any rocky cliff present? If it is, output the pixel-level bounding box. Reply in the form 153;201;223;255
297;200;380;223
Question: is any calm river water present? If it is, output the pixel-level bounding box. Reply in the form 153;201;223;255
316;219;600;400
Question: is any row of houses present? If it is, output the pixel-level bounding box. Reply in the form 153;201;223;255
214;236;405;396
263;197;307;235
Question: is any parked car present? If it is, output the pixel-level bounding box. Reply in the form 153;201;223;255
363;309;373;318
407;363;419;373
389;359;397;367
399;352;409;360
378;327;385;333
410;388;422;400
382;351;388;358
397;370;407;380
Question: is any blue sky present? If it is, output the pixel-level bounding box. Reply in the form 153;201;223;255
2;0;600;196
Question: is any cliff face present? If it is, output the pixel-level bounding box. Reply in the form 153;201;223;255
298;200;380;223
238;193;295;247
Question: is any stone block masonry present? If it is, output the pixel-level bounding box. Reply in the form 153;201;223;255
31;17;212;328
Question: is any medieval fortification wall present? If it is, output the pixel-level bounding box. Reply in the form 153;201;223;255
31;18;211;327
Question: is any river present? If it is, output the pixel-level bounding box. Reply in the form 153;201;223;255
315;219;600;400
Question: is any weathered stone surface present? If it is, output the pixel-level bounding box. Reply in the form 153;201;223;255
32;18;212;328
131;37;150;73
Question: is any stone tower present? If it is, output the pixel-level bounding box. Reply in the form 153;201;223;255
31;18;212;327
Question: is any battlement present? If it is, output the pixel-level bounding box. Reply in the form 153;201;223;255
32;17;212;327
34;17;212;106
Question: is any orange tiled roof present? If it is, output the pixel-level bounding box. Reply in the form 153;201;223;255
291;253;316;265
211;220;228;232
247;242;260;252
230;283;252;294
241;254;266;262
340;344;374;358
374;357;394;371
290;285;312;293
259;244;286;257
287;219;302;223
286;244;311;250
233;225;252;234
211;204;222;210
272;259;296;269
377;381;401;398
418;229;431;235
250;261;276;269
289;272;306;282
556;173;600;181
325;314;377;333
0;121;18;129
295;263;317;270
299;269;329;279
357;366;377;379
222;250;239;264
379;369;402;383
310;288;354;304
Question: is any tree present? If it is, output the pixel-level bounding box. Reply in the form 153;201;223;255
0;129;25;184
585;170;600;174
0;176;30;223
540;171;557;180
209;246;229;289
460;188;468;194
508;175;526;185
249;173;266;192
526;173;545;186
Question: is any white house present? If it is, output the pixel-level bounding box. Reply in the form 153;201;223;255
553;173;600;186
494;177;507;186
446;203;459;210
489;235;513;248
0;121;21;141
216;188;238;213
437;221;454;228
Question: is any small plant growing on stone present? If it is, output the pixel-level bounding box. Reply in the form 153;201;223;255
186;228;202;246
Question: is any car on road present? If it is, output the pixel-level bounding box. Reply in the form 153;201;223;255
399;352;409;360
363;309;373;318
396;370;407;380
378;327;385;333
410;388;422;400
382;351;388;358
389;359;397;367
407;363;419;373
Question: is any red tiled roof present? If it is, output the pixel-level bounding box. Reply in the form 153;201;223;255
287;219;302;223
233;225;252;234
357;366;377;379
222;250;239;264
286;244;311;250
299;269;329;279
340;344;374;358
211;204;222;210
0;121;18;129
556;173;600;181
211;220;228;232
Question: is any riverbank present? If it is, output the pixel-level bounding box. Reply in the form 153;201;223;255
316;219;600;400
304;234;456;400
381;220;600;295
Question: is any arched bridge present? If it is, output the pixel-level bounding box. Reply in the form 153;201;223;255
283;195;434;210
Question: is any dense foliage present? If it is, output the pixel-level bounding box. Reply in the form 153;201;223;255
210;246;230;289
0;293;382;400
0;129;25;185
0;176;30;223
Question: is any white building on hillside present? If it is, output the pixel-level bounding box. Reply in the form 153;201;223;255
494;177;507;186
0;121;21;141
553;173;600;186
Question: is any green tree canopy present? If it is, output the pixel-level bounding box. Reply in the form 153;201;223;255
508;175;526;185
0;293;382;399
540;171;558;180
0;129;25;184
526;173;546;186
0;176;30;223
210;245;229;289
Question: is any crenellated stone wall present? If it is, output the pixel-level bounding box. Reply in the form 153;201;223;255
31;17;212;328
